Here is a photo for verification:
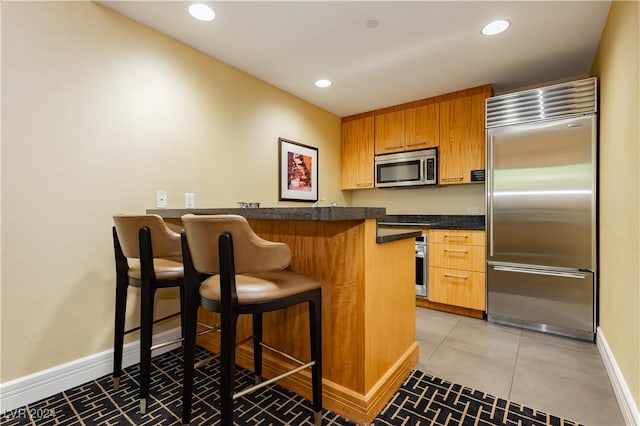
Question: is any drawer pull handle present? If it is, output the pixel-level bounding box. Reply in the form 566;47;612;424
444;248;468;253
444;234;468;239
444;273;468;279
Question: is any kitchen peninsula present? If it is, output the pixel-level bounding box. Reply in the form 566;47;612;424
148;207;419;424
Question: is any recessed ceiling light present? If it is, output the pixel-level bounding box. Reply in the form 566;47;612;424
366;19;379;29
315;79;332;88
481;19;510;36
188;3;215;22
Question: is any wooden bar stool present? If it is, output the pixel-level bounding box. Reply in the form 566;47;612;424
180;214;323;425
112;214;184;414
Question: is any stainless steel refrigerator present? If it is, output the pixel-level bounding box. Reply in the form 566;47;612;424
485;78;597;341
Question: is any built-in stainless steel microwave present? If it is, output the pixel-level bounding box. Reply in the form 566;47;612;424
374;148;437;188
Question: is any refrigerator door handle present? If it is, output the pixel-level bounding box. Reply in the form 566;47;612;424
487;131;495;257
492;265;586;279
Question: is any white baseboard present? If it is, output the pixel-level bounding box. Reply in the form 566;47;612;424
0;327;182;412
597;326;640;426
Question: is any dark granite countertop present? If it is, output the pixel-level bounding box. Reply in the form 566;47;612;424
147;208;481;242
149;206;421;244
376;228;422;244
378;214;485;230
147;206;387;221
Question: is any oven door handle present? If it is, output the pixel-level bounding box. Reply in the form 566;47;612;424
415;240;429;298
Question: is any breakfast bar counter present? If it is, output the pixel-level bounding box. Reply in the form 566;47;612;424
148;207;418;424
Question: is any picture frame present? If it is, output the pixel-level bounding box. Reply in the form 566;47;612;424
278;138;318;202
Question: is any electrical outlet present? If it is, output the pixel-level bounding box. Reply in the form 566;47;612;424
467;206;479;214
185;192;195;208
156;191;168;208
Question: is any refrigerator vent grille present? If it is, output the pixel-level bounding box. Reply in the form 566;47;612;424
486;78;596;128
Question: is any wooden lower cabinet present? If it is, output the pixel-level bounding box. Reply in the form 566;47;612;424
426;229;486;312
430;242;485;272
428;268;485;310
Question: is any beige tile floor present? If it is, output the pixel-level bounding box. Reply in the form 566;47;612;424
415;307;625;426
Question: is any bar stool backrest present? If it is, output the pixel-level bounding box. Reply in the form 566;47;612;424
113;214;181;260
181;214;291;275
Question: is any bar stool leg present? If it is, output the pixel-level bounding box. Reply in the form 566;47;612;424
181;283;199;425
220;311;238;426
309;294;323;425
252;313;263;384
179;285;186;340
112;227;129;391
139;280;155;414
112;280;128;390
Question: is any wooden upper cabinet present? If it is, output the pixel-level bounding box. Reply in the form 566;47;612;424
439;88;491;185
341;84;492;189
404;103;439;150
341;116;375;189
374;110;404;154
374;104;439;155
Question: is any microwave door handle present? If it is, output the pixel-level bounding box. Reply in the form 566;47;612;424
420;158;426;183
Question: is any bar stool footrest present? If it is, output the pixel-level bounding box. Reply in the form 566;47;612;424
124;311;181;336
233;361;315;400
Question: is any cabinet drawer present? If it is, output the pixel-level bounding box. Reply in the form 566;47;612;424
430;229;485;246
429;268;486;310
430;243;485;271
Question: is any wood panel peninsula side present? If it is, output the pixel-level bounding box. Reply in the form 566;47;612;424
149;207;419;424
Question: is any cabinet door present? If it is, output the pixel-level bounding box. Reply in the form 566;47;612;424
439;92;487;184
374;110;404;154
429;268;486;310
405;103;439;150
341;117;375;189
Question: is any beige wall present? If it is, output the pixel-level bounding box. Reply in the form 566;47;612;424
1;1;344;381
591;0;640;409
350;183;485;215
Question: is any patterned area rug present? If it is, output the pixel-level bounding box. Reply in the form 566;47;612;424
374;370;581;426
2;347;581;425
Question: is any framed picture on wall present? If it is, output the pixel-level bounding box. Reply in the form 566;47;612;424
278;138;318;202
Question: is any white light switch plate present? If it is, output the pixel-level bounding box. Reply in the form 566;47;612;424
185;192;195;208
156;191;168;208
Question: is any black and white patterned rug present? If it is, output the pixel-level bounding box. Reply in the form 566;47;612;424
2;347;581;425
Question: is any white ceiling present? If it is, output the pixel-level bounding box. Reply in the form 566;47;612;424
98;1;611;117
